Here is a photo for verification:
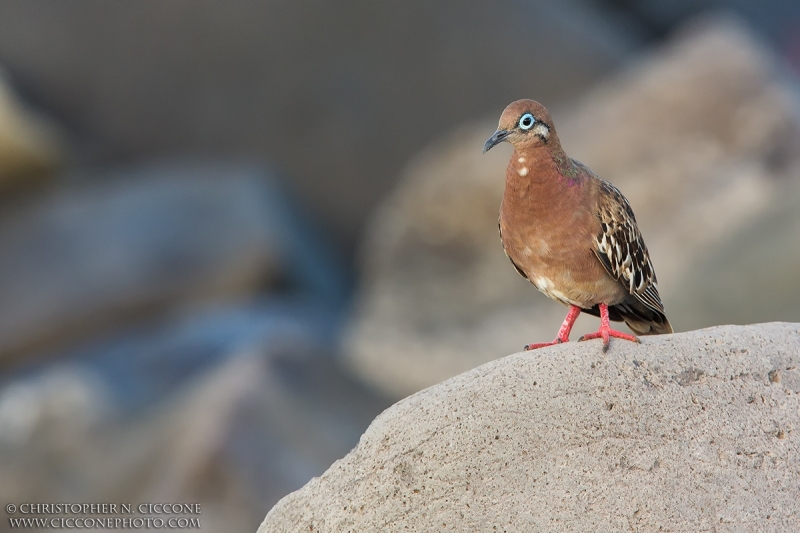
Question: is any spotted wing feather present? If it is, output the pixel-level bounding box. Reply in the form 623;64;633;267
592;180;666;316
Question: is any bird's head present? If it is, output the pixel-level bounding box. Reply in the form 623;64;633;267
483;99;555;154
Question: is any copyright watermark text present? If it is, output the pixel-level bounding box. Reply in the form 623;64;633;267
6;503;201;529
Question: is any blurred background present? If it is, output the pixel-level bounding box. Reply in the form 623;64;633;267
0;1;799;531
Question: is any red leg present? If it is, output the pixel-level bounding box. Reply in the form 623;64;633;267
524;305;581;350
578;303;640;352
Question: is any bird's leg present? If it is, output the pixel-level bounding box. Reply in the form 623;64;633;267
524;305;581;350
578;303;640;352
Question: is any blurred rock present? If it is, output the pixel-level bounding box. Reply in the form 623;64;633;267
262;323;800;532
603;0;800;50
0;303;391;533
0;1;644;254
345;16;800;397
0;155;357;531
0;67;65;191
0;163;349;366
668;178;800;328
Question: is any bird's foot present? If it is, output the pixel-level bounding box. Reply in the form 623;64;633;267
524;338;566;351
578;327;640;352
524;305;582;351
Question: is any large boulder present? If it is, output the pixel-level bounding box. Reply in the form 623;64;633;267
260;323;800;532
345;16;800;397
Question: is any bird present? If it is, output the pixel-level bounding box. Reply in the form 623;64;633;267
483;99;672;351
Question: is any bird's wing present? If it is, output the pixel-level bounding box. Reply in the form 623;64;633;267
592;179;665;314
498;220;529;280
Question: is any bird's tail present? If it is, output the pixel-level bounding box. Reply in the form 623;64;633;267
624;314;673;336
605;298;673;336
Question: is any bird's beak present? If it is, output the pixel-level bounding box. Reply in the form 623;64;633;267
483;129;510;154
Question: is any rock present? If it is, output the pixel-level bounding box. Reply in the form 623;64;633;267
0;163;343;366
667;178;800;328
345;16;800;398
260;323;800;532
0;67;65;191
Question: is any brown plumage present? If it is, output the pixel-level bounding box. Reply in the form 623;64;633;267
483;99;672;351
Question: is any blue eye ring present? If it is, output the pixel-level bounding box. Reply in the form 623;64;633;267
519;113;535;130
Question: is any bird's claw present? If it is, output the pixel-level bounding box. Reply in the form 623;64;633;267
524;338;565;351
579;328;640;351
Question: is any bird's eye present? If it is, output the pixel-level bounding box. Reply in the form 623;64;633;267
519;113;535;130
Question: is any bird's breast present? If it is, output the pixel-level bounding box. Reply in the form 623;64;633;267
500;201;625;308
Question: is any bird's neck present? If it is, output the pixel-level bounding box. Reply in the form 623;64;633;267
504;144;583;205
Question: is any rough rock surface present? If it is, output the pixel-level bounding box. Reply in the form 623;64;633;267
260;323;800;532
345;16;800;397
